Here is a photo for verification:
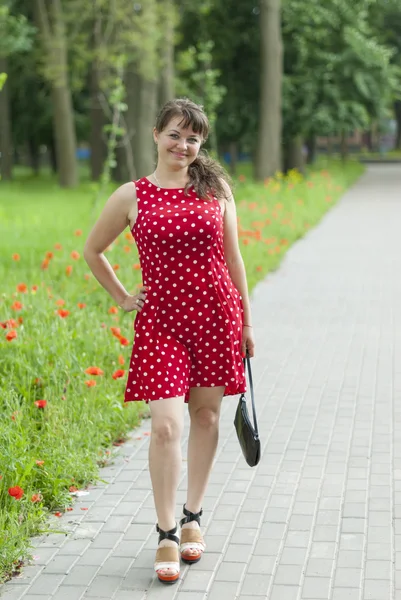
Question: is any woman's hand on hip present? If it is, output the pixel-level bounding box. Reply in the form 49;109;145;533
119;286;149;313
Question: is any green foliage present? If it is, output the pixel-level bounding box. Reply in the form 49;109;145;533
282;0;399;138
0;3;34;57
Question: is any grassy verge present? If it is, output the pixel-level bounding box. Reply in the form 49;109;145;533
0;158;364;583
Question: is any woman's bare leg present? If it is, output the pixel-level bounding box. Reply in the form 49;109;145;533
149;395;185;577
182;386;224;557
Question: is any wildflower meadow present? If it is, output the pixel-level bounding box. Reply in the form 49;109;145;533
0;158;364;582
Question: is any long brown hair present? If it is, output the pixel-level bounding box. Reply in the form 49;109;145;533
155;98;233;200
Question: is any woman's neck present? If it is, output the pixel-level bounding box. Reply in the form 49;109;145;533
152;167;189;188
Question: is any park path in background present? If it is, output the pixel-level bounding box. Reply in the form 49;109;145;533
1;164;401;600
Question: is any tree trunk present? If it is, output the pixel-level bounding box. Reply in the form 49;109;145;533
158;0;175;107
129;69;157;179
255;0;283;179
285;136;304;173
0;57;13;180
327;136;333;157
306;134;317;164
34;0;78;188
340;131;348;161
28;136;41;174
395;100;401;151
89;35;107;181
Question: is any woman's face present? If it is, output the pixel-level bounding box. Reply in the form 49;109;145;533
153;116;202;170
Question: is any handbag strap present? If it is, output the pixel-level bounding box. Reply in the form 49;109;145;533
244;354;259;436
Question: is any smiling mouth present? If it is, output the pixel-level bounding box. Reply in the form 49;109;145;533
171;151;187;158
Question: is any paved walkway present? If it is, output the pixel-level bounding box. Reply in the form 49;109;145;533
2;164;401;600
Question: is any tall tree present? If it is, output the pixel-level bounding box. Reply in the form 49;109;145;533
0;3;33;180
34;0;78;187
158;0;176;106
255;0;283;179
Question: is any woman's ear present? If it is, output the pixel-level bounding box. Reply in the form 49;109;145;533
153;127;158;144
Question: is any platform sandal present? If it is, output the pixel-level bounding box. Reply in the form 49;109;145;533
154;524;180;584
179;504;206;564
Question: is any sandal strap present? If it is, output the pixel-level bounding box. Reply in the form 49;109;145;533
180;504;203;527
180;528;205;546
155;546;180;565
156;523;179;545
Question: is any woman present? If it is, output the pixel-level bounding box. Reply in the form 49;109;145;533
84;98;255;584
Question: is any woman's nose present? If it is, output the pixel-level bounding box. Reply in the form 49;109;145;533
176;138;187;150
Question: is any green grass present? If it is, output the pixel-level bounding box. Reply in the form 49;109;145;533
0;157;364;583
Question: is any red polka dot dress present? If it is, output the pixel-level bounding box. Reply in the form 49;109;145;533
124;177;246;404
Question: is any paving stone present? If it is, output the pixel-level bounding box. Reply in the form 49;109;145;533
240;573;271;595
180;570;213;592
274;564;303;585
214;561;246;582
84;575;122;597
206;581;238;600
26;574;65;596
0;586;32;600
53;586;87;600
302;576;331;599
269;584;300;600
364;579;391;600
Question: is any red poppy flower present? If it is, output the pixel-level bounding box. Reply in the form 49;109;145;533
12;254;20;261
2;319;18;329
85;379;96;387
84;366;104;376
110;327;121;338
71;251;80;260
34;400;47;409
74;229;83;236
54;512;63;517
11;301;23;311
119;337;129;346
123;245;131;253
41;259;50;270
66;265;73;276
46;251;54;259
118;355;125;365
69;486;78;492
133;263;141;270
16;283;27;293
112;369;125;380
6;330;17;341
84;273;90;280
56;299;65;306
108;306;119;314
8;486;24;500
54;243;62;250
77;303;86;309
57;309;70;318
36;460;45;466
31;493;42;503
32;285;38;292
113;264;120;271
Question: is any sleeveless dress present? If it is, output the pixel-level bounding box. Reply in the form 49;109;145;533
124;177;246;404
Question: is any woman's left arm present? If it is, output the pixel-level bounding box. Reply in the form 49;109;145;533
221;182;255;357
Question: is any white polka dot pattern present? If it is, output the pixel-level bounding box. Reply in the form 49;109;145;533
124;178;246;404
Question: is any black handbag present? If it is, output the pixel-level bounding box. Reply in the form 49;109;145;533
234;354;261;467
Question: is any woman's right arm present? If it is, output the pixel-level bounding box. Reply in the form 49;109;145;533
83;182;139;308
